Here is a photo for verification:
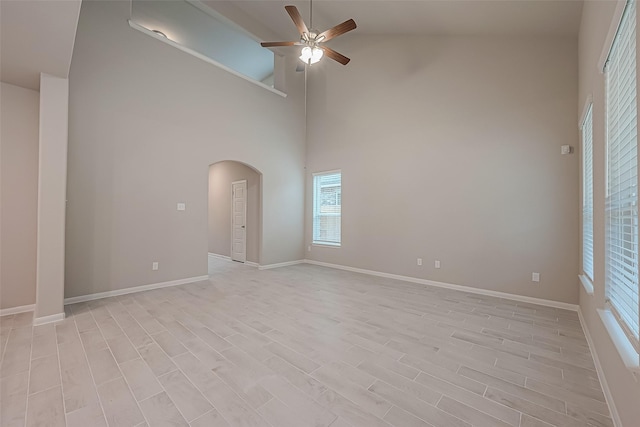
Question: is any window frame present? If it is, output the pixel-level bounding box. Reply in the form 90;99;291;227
312;170;342;247
582;101;595;285
603;0;640;355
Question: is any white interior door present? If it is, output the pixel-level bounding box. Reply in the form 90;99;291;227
231;180;247;262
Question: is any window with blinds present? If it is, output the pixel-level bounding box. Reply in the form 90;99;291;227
583;103;594;281
312;171;341;246
605;0;639;351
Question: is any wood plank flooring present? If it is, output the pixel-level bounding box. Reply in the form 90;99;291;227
0;259;612;426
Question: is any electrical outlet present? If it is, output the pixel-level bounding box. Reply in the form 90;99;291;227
152;262;159;271
417;258;422;266
435;260;441;269
532;272;540;282
177;203;185;211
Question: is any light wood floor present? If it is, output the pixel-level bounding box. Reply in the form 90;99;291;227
1;260;612;427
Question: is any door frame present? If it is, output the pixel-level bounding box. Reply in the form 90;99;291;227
231;179;247;262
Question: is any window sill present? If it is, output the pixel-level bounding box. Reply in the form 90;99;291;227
312;242;341;248
597;309;640;378
579;274;595;295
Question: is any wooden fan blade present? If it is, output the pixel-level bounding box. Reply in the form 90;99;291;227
319;19;356;42
261;41;297;47
322;46;350;65
285;5;308;36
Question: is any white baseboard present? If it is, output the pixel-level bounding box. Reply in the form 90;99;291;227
208;252;231;261
208;253;259;268
0;303;35;317
258;260;305;270
64;275;209;305
578;308;622;427
33;312;65;326
303;259;578;312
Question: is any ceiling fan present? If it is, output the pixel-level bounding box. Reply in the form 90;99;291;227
260;4;356;66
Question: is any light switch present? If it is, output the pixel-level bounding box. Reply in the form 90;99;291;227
177;203;185;211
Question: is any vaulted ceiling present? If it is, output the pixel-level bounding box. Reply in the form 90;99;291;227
1;0;82;90
0;0;583;92
209;0;584;41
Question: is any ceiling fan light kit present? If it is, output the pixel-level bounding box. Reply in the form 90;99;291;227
300;46;323;64
260;3;356;66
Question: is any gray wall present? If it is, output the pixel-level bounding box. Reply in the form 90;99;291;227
306;34;579;304
208;161;260;263
0;82;39;310
65;1;306;298
578;2;640;425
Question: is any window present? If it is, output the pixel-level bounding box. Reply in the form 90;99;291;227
313;171;342;246
605;0;639;351
583;103;594;281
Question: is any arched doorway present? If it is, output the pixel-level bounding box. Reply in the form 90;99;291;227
208;161;262;272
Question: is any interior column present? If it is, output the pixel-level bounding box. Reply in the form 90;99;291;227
34;73;68;324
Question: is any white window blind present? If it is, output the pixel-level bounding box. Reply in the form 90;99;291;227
313;171;341;246
605;0;639;350
583;103;594;281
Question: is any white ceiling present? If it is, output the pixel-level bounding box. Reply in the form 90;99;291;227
212;0;584;41
0;0;583;92
1;0;82;90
